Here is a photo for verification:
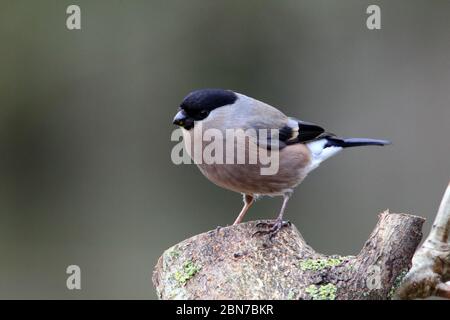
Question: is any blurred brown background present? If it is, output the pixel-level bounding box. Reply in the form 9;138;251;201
0;0;449;299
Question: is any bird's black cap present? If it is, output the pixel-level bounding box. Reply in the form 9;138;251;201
180;89;237;114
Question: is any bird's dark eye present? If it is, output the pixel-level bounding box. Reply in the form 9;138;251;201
200;110;209;117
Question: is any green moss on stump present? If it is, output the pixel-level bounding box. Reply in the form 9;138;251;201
388;269;409;299
174;260;201;286
287;290;297;300
305;283;337;300
299;257;344;271
167;247;180;259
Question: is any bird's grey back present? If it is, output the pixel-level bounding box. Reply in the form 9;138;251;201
201;93;288;133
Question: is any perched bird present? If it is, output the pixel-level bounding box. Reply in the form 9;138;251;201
173;89;390;238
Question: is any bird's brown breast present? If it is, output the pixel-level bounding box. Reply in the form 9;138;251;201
196;143;312;195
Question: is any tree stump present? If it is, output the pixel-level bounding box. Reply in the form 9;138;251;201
153;211;424;300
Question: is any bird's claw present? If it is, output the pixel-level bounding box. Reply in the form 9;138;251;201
252;220;291;240
255;221;272;228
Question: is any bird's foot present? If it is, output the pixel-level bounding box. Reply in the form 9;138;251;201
252;219;291;240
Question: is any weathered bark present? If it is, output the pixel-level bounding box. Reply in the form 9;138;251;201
396;181;450;299
153;211;424;300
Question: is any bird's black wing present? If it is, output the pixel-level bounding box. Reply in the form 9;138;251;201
279;118;326;145
243;100;326;149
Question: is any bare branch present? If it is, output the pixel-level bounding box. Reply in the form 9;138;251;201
396;181;450;299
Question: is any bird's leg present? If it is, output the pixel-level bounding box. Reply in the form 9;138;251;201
232;194;254;225
253;192;292;239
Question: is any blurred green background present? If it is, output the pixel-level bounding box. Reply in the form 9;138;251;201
1;0;449;299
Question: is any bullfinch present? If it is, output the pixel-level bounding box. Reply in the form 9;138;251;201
173;89;390;238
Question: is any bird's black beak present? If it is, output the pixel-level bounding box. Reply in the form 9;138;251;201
173;110;194;129
173;110;187;126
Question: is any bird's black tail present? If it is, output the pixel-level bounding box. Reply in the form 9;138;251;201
325;137;391;148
